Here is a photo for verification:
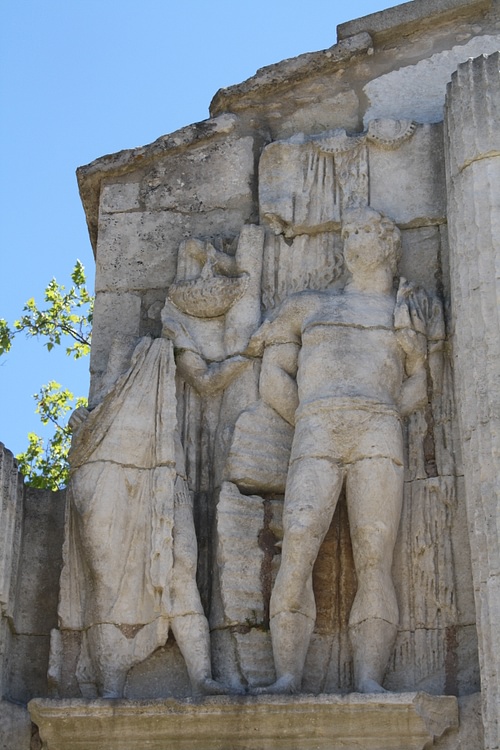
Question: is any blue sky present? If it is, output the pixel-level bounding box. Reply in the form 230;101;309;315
0;0;393;457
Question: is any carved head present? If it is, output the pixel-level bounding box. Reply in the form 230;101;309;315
341;207;401;276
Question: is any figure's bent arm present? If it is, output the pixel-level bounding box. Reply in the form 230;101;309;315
256;295;306;425
176;350;251;396
397;328;428;416
260;343;300;426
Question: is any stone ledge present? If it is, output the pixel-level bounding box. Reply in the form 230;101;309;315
337;0;492;42
29;692;458;750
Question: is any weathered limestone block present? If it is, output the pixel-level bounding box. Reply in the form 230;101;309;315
0;445;24;704
224;224;265;357
369;123;446;227
364;35;500;124
95;209;248;294
388;477;459;694
88;291;141;406
5;490;64;707
445;51;500;750
7;634;52;704
99;181;140;213
138;136;255;214
28;693;459;750
0;700;31;750
13;489;64;636
209;32;373;127
400;226;443;294
433;693;484;750
261;231;345;311
78;113;246;252
259;122;445;237
0;445;23;629
124;640;191;700
215;482;266;628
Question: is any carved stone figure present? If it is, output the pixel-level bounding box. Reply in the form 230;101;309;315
249;207;431;694
57;336;246;698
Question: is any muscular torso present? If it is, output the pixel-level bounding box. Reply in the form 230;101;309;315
295;290;404;409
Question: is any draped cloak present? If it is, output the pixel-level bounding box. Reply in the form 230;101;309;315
58;337;184;630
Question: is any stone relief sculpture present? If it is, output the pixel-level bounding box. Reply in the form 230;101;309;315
52;336;246;698
21;15;500;747
51;120;454;703
241;207;438;694
162;205;444;696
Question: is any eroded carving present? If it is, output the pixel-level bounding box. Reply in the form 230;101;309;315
167;239;249;318
52;337;245;698
236;207;444;695
51;117;462;705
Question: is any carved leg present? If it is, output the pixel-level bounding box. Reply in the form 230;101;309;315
346;457;404;693
349;619;397;694
256;456;343;694
83;619;170;698
171;613;243;695
170;499;244;695
84;624;131;698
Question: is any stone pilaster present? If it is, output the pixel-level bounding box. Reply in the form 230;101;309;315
444;52;500;750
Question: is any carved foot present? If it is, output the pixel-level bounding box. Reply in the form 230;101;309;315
356;678;388;694
250;674;299;695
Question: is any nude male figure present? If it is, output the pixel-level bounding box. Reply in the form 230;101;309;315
253;207;428;694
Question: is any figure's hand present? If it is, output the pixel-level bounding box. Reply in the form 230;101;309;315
395;278;426;335
243;319;271;358
396;328;427;375
68;407;90;433
162;315;198;354
162;315;184;343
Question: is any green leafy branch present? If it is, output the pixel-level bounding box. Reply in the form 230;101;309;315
16;383;88;490
0;260;93;359
1;261;94;490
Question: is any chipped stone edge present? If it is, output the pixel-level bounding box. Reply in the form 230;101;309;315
337;0;492;42
28;693;459;749
412;691;459;741
76;113;240;255
209;32;373;118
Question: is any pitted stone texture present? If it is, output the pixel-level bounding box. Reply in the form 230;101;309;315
94;133;255;296
95;209;247;294
0;446;24;697
6;634;52;704
364;35;500;125
13;489;65;635
433;693;484;750
446;53;500;178
29;693;458;750
3;488;64;705
209;33;372;120
445;51;500;750
337;0;492;42
369;123;446;227
99;181;140;214
78;114;243;253
400;226;442;295
137;136;254;214
88;292;141;406
215;483;265;628
259;123;446;236
0;700;31;750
